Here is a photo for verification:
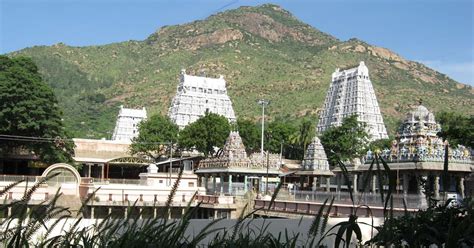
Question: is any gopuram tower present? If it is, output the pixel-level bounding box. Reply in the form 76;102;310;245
317;61;388;141
168;69;236;129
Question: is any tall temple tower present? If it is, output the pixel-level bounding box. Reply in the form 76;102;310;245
317;61;388;141
168;69;236;129
111;106;147;141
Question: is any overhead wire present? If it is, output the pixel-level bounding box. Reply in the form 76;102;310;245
0;134;172;145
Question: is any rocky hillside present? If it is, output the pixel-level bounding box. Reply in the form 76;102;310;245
10;4;473;138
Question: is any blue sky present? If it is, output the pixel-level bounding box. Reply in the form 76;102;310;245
1;0;473;85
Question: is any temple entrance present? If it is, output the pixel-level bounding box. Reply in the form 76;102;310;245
41;163;81;196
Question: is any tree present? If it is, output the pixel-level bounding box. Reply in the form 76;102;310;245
320;115;369;165
130;114;179;160
0;56;74;164
178;112;230;157
289;119;315;160
236;118;260;153
264;120;298;158
368;137;394;152
437;112;473;149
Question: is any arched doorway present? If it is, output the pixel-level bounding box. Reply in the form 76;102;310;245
41;163;81;196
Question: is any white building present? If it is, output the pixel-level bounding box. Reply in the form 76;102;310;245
317;61;388;141
111;105;147;141
168;69;236;129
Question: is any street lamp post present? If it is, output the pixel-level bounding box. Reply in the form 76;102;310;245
257;99;269;161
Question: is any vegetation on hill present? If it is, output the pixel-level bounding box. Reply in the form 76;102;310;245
8;4;473;139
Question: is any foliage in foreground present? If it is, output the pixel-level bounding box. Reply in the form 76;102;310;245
368;198;474;247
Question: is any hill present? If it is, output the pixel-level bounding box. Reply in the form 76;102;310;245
9;4;474;138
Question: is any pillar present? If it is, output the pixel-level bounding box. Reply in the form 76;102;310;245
311;177;317;191
108;208;112;215
244;175;248;192
228;174;233;194
336;174;342;193
434;175;440;199
220;174;224;195
418;174;428;208
417;175;426;195
459;177;465;198
326;177;331;192
402;173;409;195
153;208;157;218
212;176;217;195
91;207;95;219
204;175;208;192
352;174;358;193
124;208;128;218
372;175;377;194
299;176;305;189
139;208;143;219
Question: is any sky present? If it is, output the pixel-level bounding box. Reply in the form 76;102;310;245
1;0;473;85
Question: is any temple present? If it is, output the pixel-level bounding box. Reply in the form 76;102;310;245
168;69;236;129
111;106;147;141
335;102;472;208
317;61;388;141
292;136;334;191
195;131;280;195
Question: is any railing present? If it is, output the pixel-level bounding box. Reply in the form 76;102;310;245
254;199;417;217
195;194;235;205
0;174;38;183
91;178;143;185
277;190;424;209
204;182;280;196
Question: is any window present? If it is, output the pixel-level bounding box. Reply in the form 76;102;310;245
159;180;163;184
188;182;195;187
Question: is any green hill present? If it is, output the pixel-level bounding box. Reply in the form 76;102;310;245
9;4;474;138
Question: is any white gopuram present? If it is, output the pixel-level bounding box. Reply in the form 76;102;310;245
317;61;388;141
111;106;147;141
168;69;236;129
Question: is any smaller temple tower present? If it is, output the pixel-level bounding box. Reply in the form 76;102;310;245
302;137;330;171
111;106;147;142
168;69;236;129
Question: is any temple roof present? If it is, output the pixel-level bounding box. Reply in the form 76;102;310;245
117;105;147;118
180;69;226;90
404;103;436;124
